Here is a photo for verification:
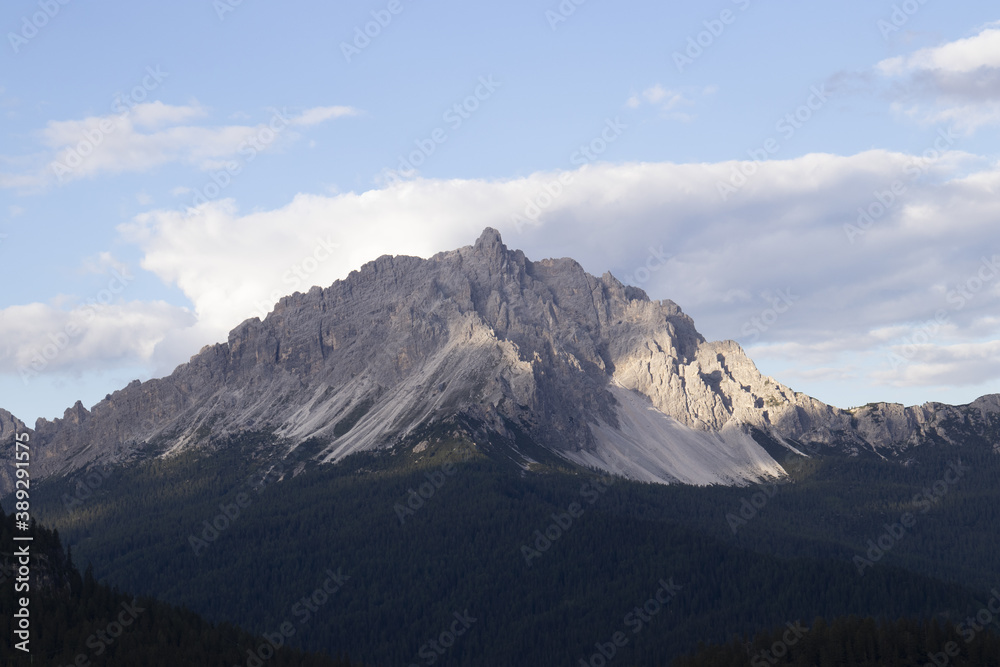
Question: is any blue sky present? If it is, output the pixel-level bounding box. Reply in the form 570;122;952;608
2;0;1000;423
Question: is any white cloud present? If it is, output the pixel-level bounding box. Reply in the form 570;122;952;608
0;103;361;190
625;84;703;120
873;339;1000;387
5;148;996;406
642;84;669;104
876;24;1000;131
908;101;1000;132
0;300;195;378
878;25;1000;75
117;186;510;337
103;150;1000;408
290;106;358;126
128;101;208;129
79;252;130;276
0;171;50;191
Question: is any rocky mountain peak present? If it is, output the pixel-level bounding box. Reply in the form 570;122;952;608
474;226;505;255
0;409;25;442
2;229;999;494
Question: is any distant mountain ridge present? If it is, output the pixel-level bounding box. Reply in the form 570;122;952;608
2;228;999;493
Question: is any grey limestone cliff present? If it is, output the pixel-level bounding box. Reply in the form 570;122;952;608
2;229;998;493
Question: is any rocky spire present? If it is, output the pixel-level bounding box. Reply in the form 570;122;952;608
474;227;505;253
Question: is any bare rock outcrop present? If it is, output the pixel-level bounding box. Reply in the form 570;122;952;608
2;228;997;493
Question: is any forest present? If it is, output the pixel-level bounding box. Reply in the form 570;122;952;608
10;430;1000;665
0;502;360;666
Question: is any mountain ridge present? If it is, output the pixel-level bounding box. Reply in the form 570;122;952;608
2;228;998;493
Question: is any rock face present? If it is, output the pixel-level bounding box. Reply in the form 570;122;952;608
0;409;24;442
2;229;999;493
0;409;27;493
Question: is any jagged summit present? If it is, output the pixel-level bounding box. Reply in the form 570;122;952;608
2;229;999;493
0;408;24;443
474;226;505;252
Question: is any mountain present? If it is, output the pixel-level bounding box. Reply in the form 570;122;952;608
0;407;24;442
6;229;1000;664
3;228;1000;494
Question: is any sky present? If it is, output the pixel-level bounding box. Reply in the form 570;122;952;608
1;1;999;424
